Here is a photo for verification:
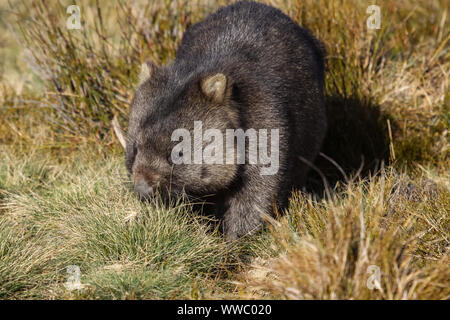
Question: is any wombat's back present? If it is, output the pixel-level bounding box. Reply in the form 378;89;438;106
176;0;327;187
177;1;325;85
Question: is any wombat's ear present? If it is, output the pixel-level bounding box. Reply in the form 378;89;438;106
201;73;227;103
138;60;155;86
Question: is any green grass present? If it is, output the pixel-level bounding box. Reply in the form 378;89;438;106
0;147;257;299
0;0;448;299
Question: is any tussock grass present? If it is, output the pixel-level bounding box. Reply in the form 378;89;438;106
7;0;215;137
238;170;449;299
0;148;245;299
0;0;448;299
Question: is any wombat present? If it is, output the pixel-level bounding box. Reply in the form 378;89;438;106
124;1;327;240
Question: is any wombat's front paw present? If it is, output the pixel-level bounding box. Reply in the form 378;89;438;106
222;210;263;240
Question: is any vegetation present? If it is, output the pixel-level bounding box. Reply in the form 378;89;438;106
0;0;448;299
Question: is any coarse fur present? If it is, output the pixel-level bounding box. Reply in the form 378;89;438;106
126;1;327;240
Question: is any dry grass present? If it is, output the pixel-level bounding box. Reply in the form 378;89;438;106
238;170;449;299
0;0;448;299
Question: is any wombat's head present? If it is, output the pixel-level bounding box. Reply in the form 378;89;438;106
125;61;239;200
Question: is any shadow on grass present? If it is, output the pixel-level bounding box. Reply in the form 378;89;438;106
306;94;391;194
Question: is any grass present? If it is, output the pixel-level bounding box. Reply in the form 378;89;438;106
0;0;448;299
0;146;253;299
239;170;449;299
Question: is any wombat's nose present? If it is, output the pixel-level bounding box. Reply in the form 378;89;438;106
134;178;154;199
